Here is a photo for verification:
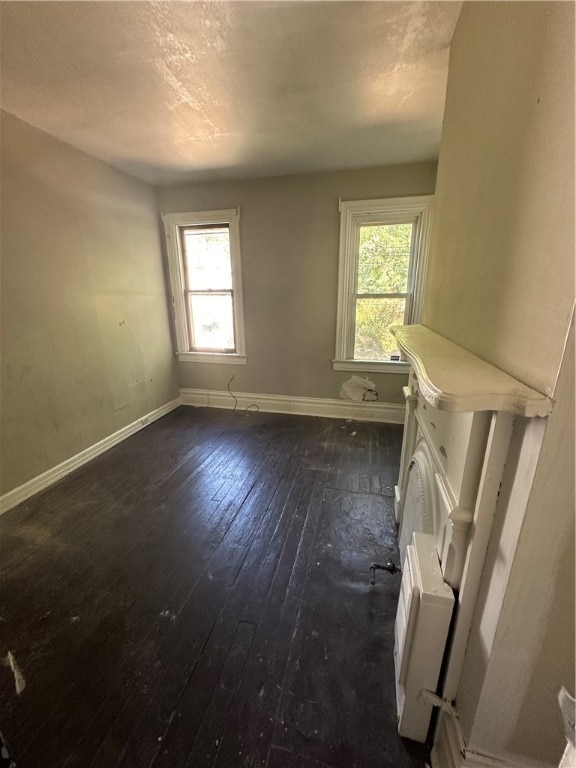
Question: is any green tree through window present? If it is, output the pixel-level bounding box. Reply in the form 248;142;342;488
354;223;412;360
334;196;432;370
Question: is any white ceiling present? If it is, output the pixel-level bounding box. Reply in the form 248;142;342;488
0;1;462;185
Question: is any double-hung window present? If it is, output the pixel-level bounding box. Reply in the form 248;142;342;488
163;209;246;364
334;196;433;372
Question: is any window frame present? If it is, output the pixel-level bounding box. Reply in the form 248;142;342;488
333;195;433;373
163;209;247;365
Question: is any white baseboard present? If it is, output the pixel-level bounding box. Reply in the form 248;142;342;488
179;387;405;424
432;710;556;768
0;389;403;516
0;397;182;516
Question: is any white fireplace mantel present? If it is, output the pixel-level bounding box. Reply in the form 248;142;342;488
391;324;552;417
390;323;556;768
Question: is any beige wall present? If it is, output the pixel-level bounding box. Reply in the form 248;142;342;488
1;112;179;495
423;1;574;397
425;3;575;765
158;162;437;403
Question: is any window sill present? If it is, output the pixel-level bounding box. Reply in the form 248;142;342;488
332;359;410;374
178;352;247;365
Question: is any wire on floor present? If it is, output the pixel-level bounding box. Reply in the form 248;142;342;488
227;375;260;417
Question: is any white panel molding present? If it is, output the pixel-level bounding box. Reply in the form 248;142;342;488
432;711;555;768
0;398;182;516
180;388;405;424
394;383;419;522
441;411;515;703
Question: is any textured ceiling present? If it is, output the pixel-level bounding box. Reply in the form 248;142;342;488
0;1;462;184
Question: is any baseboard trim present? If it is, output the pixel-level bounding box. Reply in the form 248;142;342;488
179;388;405;424
1;390;403;516
432;710;556;768
0;397;182;516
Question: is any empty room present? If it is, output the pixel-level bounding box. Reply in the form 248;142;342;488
0;2;574;768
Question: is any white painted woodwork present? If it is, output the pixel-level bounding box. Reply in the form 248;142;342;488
398;440;440;564
394;384;418;522
393;322;554;755
396;368;491;590
332;359;410;374
415;388;491;510
0;398;182;515
458;322;574;761
440;411;515;702
408;1;573;764
397;323;574;768
334;197;433;370
162;209;246;362
391;325;552;416
394;532;454;742
179;387;405;424
431;710;557;768
0;385;407;516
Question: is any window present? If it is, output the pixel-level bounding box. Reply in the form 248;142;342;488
334;196;433;372
163;209;246;364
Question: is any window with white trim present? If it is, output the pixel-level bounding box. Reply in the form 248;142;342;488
163;209;246;364
334;196;433;373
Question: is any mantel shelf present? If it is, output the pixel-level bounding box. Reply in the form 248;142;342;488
391;325;552;417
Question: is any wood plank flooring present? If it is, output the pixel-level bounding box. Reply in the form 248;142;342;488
0;407;429;768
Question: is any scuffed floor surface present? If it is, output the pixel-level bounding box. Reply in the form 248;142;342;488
0;407;429;768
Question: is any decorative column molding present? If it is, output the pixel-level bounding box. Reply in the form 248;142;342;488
394;383;419;524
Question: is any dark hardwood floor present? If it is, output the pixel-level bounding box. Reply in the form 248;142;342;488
0;406;429;768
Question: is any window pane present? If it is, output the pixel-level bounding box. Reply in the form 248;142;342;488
189;293;235;350
183;228;233;290
357;223;412;293
354;297;405;360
